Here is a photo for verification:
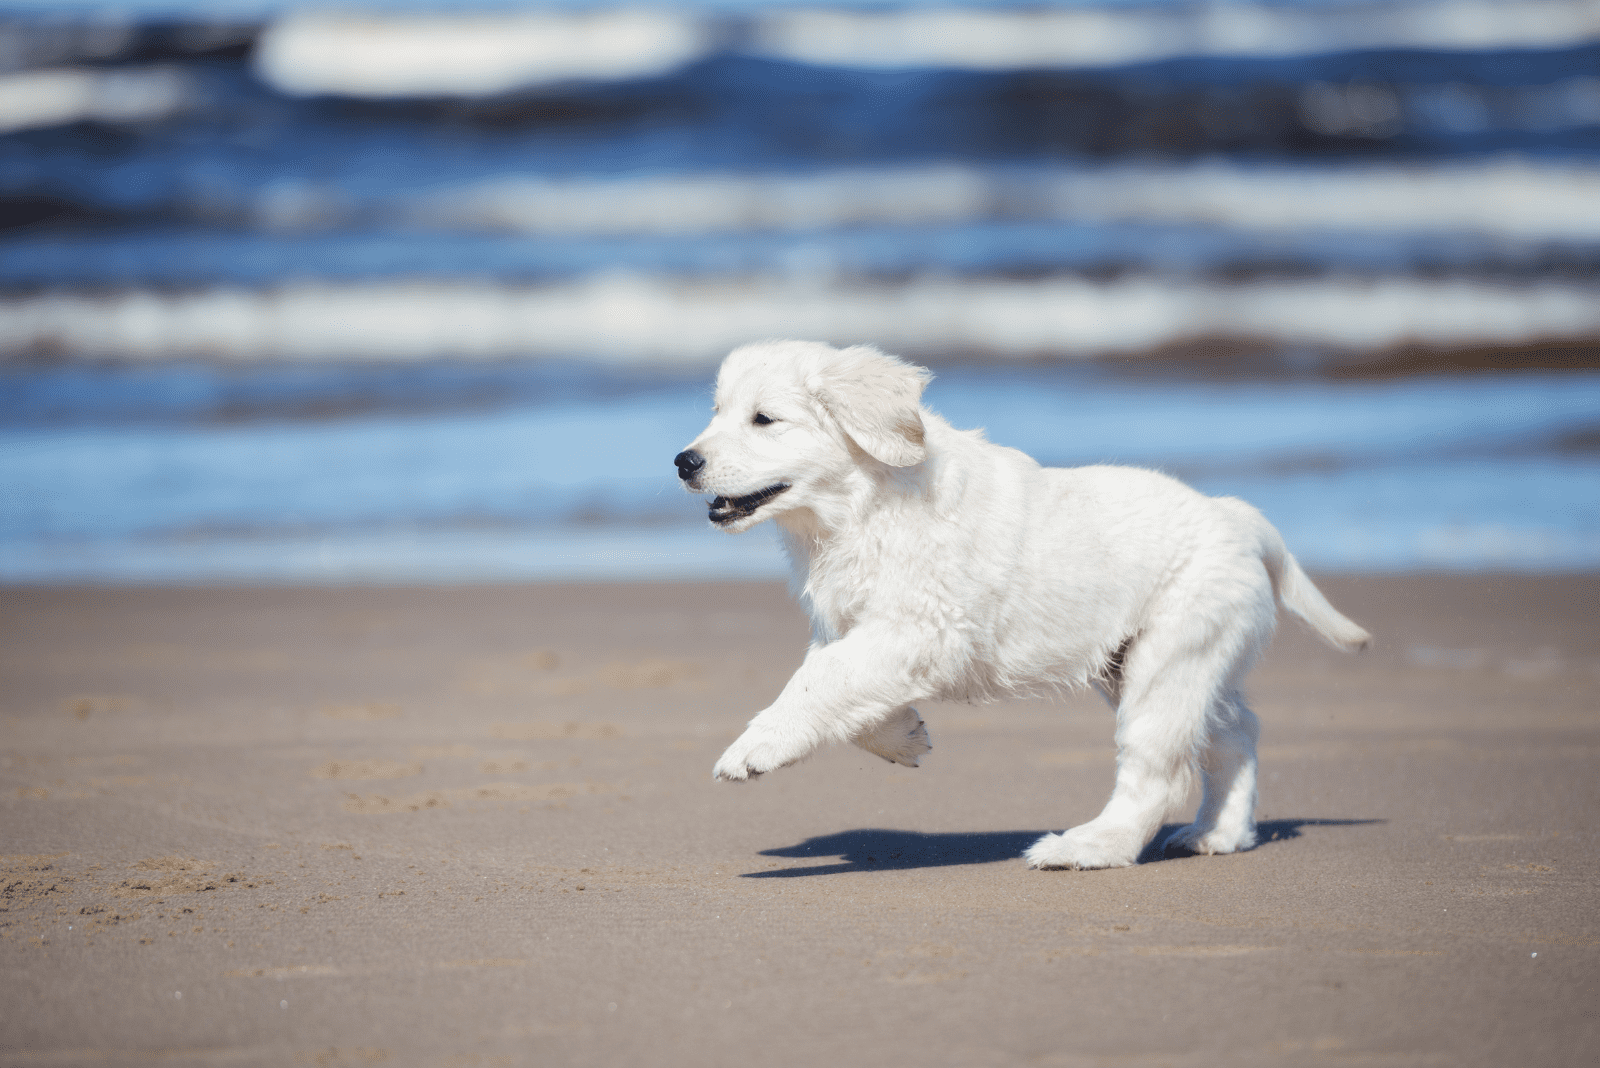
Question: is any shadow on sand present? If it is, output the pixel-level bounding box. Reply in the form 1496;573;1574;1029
740;818;1385;877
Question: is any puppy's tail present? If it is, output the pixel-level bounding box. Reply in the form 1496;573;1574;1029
1229;499;1373;652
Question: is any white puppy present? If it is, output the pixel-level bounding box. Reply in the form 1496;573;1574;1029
675;340;1370;870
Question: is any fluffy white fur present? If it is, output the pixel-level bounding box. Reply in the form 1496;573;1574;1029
679;339;1371;870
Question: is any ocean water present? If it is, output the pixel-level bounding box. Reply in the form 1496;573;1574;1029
2;361;1596;582
2;0;1597;581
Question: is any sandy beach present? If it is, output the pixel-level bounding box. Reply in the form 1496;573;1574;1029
2;575;1596;1067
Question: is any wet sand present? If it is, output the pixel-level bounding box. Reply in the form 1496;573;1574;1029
2;576;1597;1067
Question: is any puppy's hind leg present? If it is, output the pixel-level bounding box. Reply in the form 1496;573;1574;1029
1026;687;1200;870
852;705;932;768
1164;691;1259;856
1027;603;1266;870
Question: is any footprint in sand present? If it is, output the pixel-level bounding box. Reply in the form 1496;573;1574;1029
1032;748;1113;767
290;1044;390;1066
311;760;422;781
1131;945;1275;957
322;703;401;721
520;650;561;671
62;694;143;720
1;853;73;906
491;722;621;741
468;655;703;698
342;781;609;814
109;856;247;896
411;744;475;759
597;657;704;691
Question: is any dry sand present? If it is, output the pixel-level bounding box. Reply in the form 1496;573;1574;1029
1;576;1596;1067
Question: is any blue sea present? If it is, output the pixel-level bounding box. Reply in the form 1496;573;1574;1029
1;0;1597;582
3;360;1597;581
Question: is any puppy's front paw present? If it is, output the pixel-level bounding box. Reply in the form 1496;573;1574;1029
852;706;932;768
1025;824;1142;870
712;723;814;782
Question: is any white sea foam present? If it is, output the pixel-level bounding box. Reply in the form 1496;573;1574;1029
417;160;1600;242
4;275;1596;362
255;8;713;97
416;167;995;236
0;66;189;134
249;1;1600;97
757;0;1600;71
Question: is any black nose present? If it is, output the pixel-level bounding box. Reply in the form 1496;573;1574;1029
674;450;705;481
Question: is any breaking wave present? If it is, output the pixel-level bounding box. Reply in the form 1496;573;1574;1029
243;1;1600;96
4;275;1597;363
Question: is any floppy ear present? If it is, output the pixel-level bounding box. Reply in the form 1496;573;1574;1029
810;345;932;467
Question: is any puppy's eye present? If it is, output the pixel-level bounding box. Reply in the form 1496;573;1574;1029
752;413;774;426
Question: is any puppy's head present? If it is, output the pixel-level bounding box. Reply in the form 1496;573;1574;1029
675;340;932;532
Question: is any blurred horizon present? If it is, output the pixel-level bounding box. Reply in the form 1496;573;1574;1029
1;0;1597;582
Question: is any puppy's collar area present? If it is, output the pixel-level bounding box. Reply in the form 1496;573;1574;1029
709;483;790;525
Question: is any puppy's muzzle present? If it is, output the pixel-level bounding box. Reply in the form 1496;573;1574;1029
674;450;706;482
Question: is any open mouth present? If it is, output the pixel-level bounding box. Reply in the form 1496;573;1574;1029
708;483;790;525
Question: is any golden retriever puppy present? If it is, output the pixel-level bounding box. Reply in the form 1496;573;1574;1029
675;340;1369;869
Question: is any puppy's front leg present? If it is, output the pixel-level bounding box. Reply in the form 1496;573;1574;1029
852;705;931;768
713;630;924;781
